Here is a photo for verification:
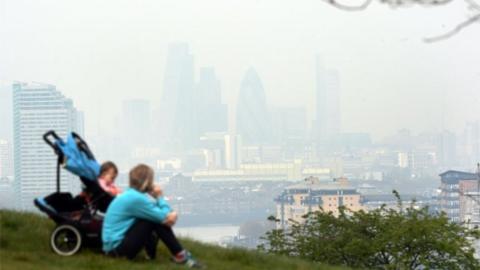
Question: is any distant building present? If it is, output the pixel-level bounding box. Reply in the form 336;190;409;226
241;146;262;163
168;173;193;191
0;176;14;209
74;111;85;137
271;107;307;143
13;82;83;211
438;170;478;223
196;67;228;135
0;140;13;178
157;43;195;152
0;85;13;141
193;160;303;182
336;133;372;150
183;150;207;172
313;57;341;153
199;132;228;169
275;177;363;228
121;99;151;147
459;121;480;167
156;158;182;171
438;130;457;168
408;149;437;176
236;68;272;145
271;107;307;160
459;178;480;228
225;134;242;169
397;152;409;168
301;167;331;180
241;145;283;163
202;149;222;169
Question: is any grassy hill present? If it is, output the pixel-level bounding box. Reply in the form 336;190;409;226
0;210;349;270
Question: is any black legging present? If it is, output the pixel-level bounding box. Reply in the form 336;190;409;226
108;219;183;260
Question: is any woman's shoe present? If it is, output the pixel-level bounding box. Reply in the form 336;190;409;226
173;251;205;269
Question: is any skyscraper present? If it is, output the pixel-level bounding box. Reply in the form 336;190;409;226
271;107;307;159
224;134;242;169
196;67;228;135
314;57;341;152
461;121;480;167
157;43;195;152
438;130;457;168
236;68;272;145
0;140;13;178
271;107;307;144
13;82;83;210
121;99;151;146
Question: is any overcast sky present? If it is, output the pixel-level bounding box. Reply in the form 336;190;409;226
1;0;479;140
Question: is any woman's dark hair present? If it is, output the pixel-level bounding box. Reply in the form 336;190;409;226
99;161;118;177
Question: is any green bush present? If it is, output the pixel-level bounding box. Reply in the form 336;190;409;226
260;191;480;270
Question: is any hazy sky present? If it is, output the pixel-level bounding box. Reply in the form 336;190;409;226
1;0;479;140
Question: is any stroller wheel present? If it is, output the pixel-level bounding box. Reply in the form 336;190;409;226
50;224;82;256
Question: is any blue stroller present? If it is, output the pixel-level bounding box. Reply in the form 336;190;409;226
34;131;113;256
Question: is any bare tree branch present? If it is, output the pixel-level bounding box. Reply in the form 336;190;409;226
324;0;454;11
423;12;480;42
465;0;480;10
383;0;455;7
325;0;374;11
325;0;479;42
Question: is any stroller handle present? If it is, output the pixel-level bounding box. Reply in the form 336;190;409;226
43;130;63;154
71;132;96;160
43;131;96;160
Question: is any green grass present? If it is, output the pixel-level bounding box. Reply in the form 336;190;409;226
0;210;349;270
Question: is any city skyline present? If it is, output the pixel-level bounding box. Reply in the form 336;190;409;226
2;78;479;172
1;0;480;262
0;1;478;220
2;64;480;257
2;1;479;141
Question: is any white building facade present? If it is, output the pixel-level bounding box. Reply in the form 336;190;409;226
13;82;83;210
0;140;13;179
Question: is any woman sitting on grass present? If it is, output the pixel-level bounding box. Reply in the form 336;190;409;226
102;164;202;268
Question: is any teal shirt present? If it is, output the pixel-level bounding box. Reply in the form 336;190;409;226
102;188;172;252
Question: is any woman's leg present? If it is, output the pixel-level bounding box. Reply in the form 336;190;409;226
110;220;189;263
111;220;155;260
114;221;202;267
144;232;159;259
153;226;203;268
153;224;184;255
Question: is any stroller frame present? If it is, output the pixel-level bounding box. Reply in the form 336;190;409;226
34;130;113;256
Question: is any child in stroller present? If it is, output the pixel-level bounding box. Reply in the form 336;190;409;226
98;161;122;196
34;131;114;256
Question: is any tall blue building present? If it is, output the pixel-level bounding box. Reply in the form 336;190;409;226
13;82;83;210
157;43;195;152
236;68;272;145
314;57;341;153
196;67;228;135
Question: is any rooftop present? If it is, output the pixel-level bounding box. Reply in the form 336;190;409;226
286;176;356;191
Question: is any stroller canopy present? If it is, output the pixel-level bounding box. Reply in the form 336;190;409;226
52;132;100;181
